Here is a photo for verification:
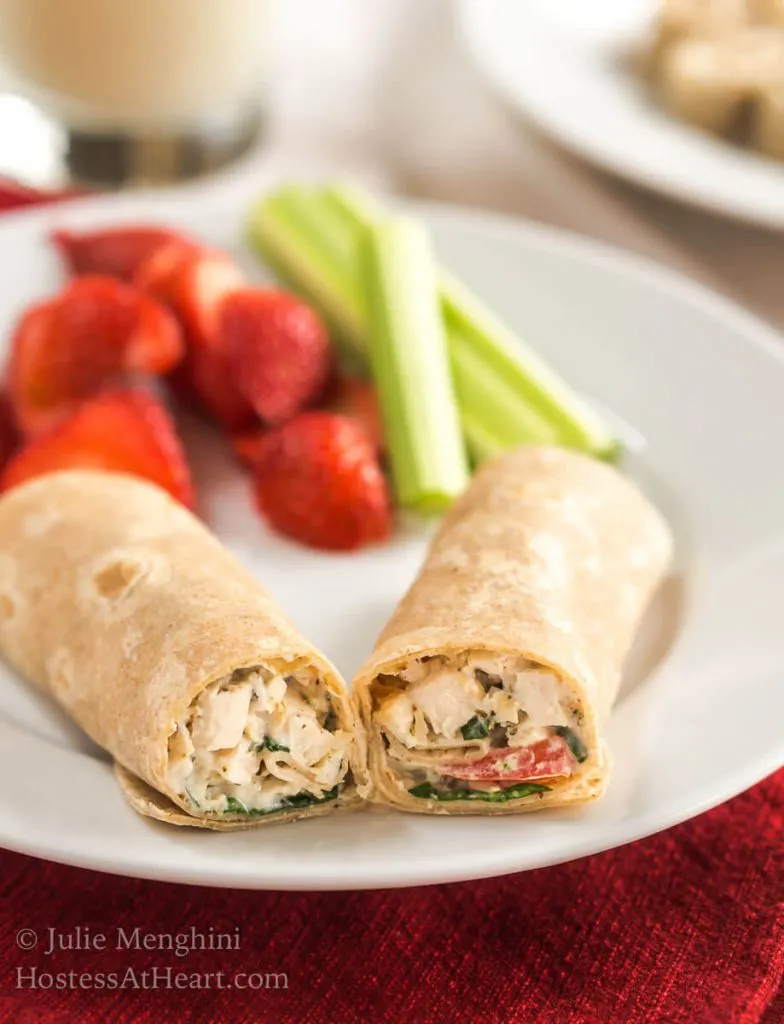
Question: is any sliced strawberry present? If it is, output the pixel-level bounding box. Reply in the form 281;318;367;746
230;428;268;467
221;290;334;426
177;251;246;352
136;246;252;430
123;298;184;375
51;225;191;281
173;346;257;433
253;412;392;551
443;737;577;783
137;246;244;352
324;374;384;454
0;388;195;508
0;393;18;473
132;238;198;297
6;276;183;436
4;302;57;434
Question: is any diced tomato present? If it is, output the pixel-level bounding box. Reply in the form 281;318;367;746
443;736;577;783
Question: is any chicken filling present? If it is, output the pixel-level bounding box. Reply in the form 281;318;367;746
167;666;353;815
372;653;588;803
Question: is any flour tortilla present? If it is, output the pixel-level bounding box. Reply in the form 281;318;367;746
354;446;673;814
0;470;367;829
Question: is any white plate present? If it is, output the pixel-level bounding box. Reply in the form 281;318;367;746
459;0;784;229
0;183;783;890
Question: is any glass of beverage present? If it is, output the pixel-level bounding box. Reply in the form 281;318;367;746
0;0;269;187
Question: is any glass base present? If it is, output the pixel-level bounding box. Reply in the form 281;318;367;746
0;92;264;189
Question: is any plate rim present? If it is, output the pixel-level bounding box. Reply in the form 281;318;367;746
0;187;782;889
457;0;784;231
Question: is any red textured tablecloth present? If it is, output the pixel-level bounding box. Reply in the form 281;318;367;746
0;768;781;1024
0;181;782;1024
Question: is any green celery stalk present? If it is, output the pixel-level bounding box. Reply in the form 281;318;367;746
246;187;557;461
362;214;469;512
447;326;560;457
320;184;562;458
246;184;619;462
326;183;618;459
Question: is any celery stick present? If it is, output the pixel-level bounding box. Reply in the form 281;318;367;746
362;214;469;512
458;408;504;465
327;184;618;459
449;329;561;459
246;185;619;461
247;188;563;458
441;271;614;453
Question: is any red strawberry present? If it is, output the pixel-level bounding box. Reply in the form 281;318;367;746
221;290;333;426
230;428;268;467
178;346;257;432
136;245;244;352
4;302;55;433
51;225;191;281
253;412;392;551
6;275;183;436
0;392;18;472
324;375;384;454
133;237;195;293
0;388;195;508
136;245;253;431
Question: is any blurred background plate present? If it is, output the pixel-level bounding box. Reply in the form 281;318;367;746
459;0;784;229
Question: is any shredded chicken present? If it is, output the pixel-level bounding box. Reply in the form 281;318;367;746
167;666;352;815
373;653;586;799
374;652;582;753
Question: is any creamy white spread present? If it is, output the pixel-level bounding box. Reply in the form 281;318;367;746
374;653;582;754
167;667;352;815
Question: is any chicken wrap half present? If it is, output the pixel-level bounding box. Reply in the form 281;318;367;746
355;446;673;814
0;471;367;829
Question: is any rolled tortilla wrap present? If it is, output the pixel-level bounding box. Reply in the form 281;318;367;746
355;446;673;814
0;470;368;829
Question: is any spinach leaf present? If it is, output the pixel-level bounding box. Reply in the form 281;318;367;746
256;737;291;753
224;786;340;817
552;726;588;763
408;781;550;803
225;796;251;814
280;786;340;809
460;716;490;741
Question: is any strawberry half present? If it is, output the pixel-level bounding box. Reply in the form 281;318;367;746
324;374;384;455
221;290;334;426
51;225;191;282
6;275;183;437
133;238;196;295
136;245;244;353
230;428;268;468
253;412;392;551
177;346;257;433
0;388;195;508
0;392;18;473
136;246;254;431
